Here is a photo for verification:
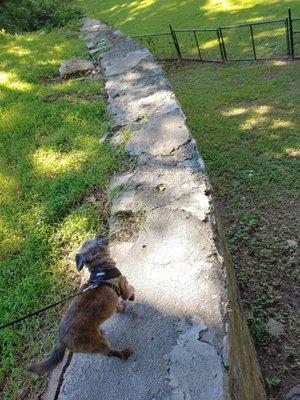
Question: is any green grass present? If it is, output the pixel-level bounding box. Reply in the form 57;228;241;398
0;28;125;399
79;0;299;35
167;60;299;305
79;0;300;62
167;59;299;399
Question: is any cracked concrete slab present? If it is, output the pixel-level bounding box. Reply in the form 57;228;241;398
106;63;169;99
125;110;189;156
59;305;177;400
51;19;266;400
59;214;224;399
110;156;209;218
102;48;152;77
108;89;179;128
116;207;224;320
169;320;224;400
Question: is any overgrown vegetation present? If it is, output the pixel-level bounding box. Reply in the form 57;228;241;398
0;28;125;399
0;0;83;33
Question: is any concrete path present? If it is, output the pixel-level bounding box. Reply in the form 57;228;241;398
50;19;266;400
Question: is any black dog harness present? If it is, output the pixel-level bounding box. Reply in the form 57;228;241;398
86;267;121;297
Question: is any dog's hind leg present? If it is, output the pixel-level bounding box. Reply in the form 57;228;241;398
82;333;133;360
107;347;133;360
118;276;135;301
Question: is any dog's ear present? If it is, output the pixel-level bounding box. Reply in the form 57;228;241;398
96;234;109;246
75;254;87;271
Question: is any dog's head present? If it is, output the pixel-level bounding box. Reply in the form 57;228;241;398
75;235;109;271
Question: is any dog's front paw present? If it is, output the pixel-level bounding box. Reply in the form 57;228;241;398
121;348;133;360
116;301;126;313
128;293;135;301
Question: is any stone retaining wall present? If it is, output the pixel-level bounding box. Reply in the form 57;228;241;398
54;19;266;400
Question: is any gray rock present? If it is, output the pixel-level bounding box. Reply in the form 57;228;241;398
99;132;110;144
110;156;209;220
267;318;284;336
79;19;110;36
285;384;300;400
287;239;297;248
89;47;101;54
110;171;133;190
59;58;94;79
89;45;109;54
108;89;180;129
86;41;95;49
222;335;229;368
106;62;169;99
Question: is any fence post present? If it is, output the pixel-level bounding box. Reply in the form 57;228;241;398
249;24;257;60
219;27;227;61
285;18;291;57
288;8;295;59
216;29;225;62
193;30;202;60
169;25;182;60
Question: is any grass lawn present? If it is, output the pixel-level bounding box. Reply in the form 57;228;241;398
167;60;299;399
79;0;299;35
0;27;125;399
78;0;299;398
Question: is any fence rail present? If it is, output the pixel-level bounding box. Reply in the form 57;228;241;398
132;8;299;63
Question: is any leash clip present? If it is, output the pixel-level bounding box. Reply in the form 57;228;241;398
82;284;98;293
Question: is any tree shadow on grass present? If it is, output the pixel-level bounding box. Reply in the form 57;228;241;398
78;0;300;62
80;0;300;35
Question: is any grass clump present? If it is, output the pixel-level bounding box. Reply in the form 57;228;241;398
111;210;146;243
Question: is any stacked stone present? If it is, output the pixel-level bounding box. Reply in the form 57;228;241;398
56;19;266;400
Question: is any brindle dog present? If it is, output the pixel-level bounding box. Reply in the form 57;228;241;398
29;235;135;375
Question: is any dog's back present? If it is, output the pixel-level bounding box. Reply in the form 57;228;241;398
58;283;119;353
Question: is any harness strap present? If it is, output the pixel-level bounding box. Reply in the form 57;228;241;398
97;281;121;297
89;267;121;283
87;267;121;297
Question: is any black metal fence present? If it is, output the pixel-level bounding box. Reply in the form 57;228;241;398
133;8;299;63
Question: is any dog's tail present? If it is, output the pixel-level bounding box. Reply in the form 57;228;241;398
28;342;66;375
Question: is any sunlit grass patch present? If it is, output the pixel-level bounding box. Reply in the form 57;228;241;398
0;71;33;91
79;0;300;35
32;147;88;175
